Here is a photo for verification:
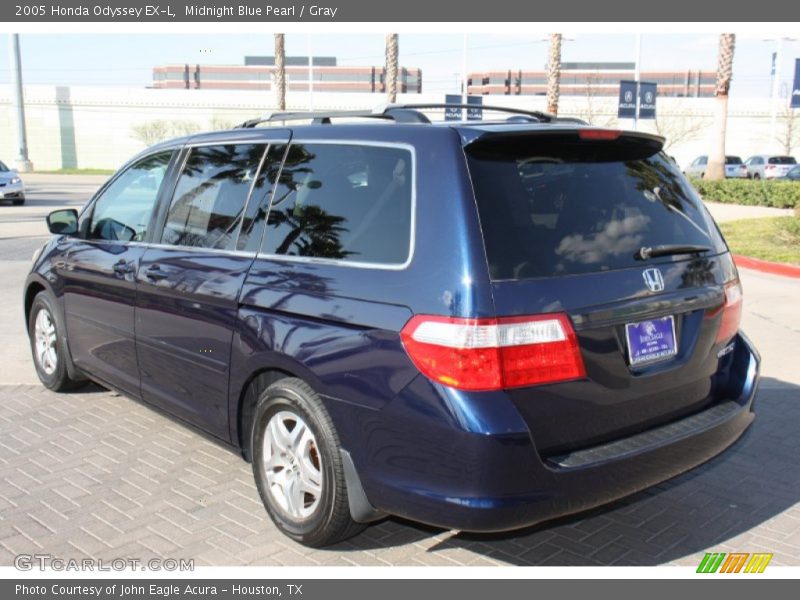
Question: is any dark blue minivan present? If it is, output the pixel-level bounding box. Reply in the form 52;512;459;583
24;105;759;547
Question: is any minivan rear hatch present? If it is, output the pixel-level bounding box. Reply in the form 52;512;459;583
465;129;740;456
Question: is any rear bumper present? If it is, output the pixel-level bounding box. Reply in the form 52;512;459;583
351;333;759;532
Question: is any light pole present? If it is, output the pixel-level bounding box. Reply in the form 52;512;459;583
9;34;33;172
307;35;314;111
634;33;642;131
765;37;797;148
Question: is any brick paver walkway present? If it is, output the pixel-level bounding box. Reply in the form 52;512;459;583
1;381;798;566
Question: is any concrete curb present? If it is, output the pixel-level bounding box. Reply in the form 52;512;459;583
734;254;800;279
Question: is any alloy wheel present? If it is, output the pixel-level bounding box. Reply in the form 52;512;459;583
34;308;58;375
262;410;323;519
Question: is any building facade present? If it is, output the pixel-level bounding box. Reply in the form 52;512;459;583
152;56;422;93
467;62;717;97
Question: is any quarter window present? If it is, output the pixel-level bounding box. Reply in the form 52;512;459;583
161;144;266;250
89;151;172;242
261;143;413;265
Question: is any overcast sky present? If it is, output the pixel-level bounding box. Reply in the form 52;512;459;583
1;33;798;98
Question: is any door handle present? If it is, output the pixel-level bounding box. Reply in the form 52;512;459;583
144;264;168;281
112;260;133;275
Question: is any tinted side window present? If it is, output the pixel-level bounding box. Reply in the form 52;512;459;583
237;144;288;253
90;151;172;242
261;143;413;265
161;144;266;250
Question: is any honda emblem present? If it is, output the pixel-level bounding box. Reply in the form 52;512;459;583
643;268;665;292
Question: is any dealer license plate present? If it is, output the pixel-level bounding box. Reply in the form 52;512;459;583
625;316;678;366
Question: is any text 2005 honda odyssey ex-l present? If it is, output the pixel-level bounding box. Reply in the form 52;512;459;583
25;105;759;547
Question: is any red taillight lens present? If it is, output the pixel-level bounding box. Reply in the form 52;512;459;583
400;313;586;391
714;280;743;344
766;164;776;170
578;129;621;141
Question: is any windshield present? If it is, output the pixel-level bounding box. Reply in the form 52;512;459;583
725;156;743;165
466;138;728;280
768;156;796;165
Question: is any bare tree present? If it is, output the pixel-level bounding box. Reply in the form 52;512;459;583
274;33;286;111
385;34;399;103
655;109;710;151
546;34;562;115
774;106;800;155
574;72;617;127
131;120;200;147
705;34;735;180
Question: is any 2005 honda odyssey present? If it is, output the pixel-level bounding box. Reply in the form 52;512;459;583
25;104;759;546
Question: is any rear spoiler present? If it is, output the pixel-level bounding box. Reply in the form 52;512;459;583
464;127;666;161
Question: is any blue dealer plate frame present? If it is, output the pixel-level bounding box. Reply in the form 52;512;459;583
625;316;678;366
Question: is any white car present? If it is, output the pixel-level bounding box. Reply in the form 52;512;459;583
0;160;25;205
685;155;749;179
744;155;797;179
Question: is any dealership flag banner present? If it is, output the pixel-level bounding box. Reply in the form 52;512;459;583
444;94;462;120
638;82;657;119
467;96;483;121
792;58;800;108
618;80;638;119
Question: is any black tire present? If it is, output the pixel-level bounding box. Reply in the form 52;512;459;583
12;196;25;206
753;173;760;180
28;292;86;392
250;377;364;547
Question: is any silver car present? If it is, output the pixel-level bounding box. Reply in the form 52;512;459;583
0;160;25;205
744;155;797;179
685;155;749;179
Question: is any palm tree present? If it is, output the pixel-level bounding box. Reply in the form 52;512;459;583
705;34;736;180
385;34;399;103
546;34;563;115
274;33;286;111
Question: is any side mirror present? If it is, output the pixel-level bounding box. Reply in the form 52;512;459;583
46;209;79;236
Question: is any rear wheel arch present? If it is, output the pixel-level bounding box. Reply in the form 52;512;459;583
236;367;296;461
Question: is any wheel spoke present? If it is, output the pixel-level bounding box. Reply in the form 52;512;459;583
299;463;322;497
263;451;283;472
39;346;50;371
289;421;310;453
268;417;292;453
285;476;304;517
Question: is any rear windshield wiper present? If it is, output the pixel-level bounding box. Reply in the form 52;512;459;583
635;244;711;261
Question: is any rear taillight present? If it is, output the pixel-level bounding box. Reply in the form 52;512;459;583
766;164;776;170
400;313;586;391
714;280;743;344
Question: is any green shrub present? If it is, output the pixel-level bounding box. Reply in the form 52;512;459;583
688;178;800;209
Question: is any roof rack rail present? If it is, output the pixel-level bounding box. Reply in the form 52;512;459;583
236;103;558;128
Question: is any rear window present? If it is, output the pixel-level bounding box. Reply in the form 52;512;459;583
768;156;796;164
466;135;727;280
725;156;743;165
